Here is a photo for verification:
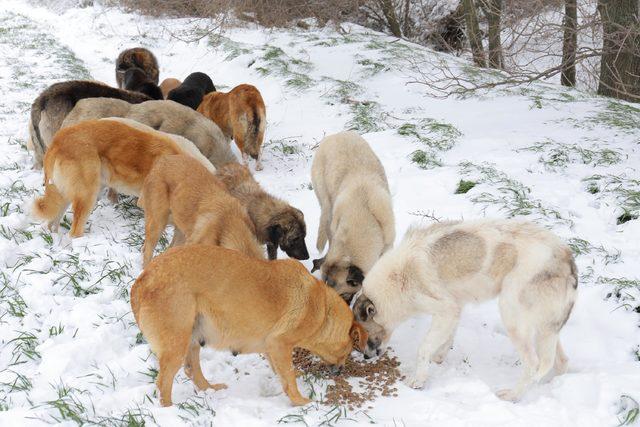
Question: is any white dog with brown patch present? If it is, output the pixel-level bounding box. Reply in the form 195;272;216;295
353;219;577;401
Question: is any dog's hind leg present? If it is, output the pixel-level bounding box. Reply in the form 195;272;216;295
311;172;331;252
184;341;227;392
69;186;99;238
554;341;569;375
406;299;460;389
157;337;190;407
496;296;539;401
532;328;559;383
141;179;171;266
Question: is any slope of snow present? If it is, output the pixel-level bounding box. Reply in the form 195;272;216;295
0;1;638;426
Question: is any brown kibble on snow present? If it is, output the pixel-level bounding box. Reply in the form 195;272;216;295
292;348;402;408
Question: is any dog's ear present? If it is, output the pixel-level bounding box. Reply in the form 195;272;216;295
267;224;282;244
350;322;368;352
311;256;325;273
356;298;376;321
346;265;364;287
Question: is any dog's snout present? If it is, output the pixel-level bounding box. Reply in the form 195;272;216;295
367;338;381;350
329;365;343;376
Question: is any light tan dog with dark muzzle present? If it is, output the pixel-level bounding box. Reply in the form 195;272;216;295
311;131;395;304
130;244;367;407
140;154;263;266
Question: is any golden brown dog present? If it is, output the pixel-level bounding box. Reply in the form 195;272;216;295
159;78;181;99
32;120;196;237
216;163;308;260
130;244;367;406
140;154;263;266
197;84;266;170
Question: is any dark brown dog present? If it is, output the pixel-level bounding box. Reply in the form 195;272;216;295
216;163;308;260
115;47;159;88
130;244;367;406
123;67;163;100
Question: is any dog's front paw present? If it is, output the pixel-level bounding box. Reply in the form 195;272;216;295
496;388;520;402
290;396;312;406
210;382;228;391
404;373;427;389
431;353;446;364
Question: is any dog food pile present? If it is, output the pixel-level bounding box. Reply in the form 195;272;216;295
293;348;403;409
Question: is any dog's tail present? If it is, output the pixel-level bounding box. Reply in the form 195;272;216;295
33;153;65;222
245;102;265;161
29;96;47;168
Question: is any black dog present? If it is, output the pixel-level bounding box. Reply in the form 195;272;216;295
123;67;163;100
167;72;216;110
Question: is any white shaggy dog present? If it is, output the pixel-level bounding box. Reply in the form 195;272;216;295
353;219;577;401
311;131;395;304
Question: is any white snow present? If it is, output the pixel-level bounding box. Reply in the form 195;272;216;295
0;1;638;426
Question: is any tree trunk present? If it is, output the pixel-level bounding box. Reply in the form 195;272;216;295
380;0;402;38
561;0;578;86
402;0;412;38
597;0;640;102
463;0;487;67
480;0;503;69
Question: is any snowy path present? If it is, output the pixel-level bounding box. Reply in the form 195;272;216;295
0;2;639;426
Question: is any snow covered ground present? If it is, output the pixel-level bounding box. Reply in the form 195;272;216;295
0;1;639;425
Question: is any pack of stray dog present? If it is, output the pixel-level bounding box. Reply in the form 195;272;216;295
28;46;577;408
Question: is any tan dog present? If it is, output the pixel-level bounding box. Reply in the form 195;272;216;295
140;155;263;266
62;98;237;168
311;131;395;304
197;84;266;170
32;120;200;237
130;245;367;406
216;163;309;260
159;78;181;99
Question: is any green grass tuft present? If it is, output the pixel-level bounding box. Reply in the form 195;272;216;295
455;180;477;194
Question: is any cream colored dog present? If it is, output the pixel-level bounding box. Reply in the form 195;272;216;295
353;219;577;401
311;131;395;303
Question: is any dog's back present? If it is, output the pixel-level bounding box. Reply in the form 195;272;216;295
61;98;237;168
167;72;215;110
101;118;216;174
62;97;133;128
29;80;151;167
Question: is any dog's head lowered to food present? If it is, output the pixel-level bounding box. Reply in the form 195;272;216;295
352;294;387;359
267;208;309;260
311;257;364;304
